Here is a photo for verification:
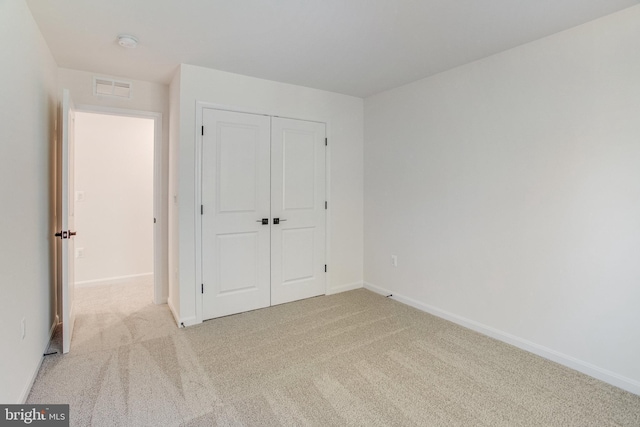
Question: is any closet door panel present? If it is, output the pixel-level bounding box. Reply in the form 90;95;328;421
271;118;326;305
202;109;271;320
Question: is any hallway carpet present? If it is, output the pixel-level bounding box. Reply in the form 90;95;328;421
27;278;640;426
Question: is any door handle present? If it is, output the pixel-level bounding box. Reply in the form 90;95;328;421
256;218;269;225
273;218;287;224
54;230;77;239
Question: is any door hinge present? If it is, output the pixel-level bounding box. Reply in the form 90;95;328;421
325;201;327;210
325;137;328;146
154;218;156;224
201;126;204;136
201;205;204;215
325;264;327;272
201;284;204;294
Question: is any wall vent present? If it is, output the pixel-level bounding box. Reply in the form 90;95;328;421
93;77;132;98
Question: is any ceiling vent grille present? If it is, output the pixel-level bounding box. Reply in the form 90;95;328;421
93;77;132;98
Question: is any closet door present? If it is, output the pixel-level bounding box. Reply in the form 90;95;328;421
201;109;271;320
270;118;326;305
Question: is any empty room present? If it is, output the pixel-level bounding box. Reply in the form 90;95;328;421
1;0;639;425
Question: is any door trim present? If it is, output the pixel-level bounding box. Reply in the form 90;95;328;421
74;104;165;305
194;102;331;324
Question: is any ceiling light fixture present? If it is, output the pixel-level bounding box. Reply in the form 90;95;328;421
117;35;138;49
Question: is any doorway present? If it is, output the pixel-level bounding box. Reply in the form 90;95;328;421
72;107;162;304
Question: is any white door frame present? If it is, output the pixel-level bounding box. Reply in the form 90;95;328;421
194;101;331;324
74;104;165;304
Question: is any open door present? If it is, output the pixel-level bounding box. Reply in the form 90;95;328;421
57;89;77;354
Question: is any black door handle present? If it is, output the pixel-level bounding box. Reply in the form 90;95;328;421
54;230;77;239
256;218;268;225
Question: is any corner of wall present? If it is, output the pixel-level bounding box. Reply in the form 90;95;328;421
168;66;182;322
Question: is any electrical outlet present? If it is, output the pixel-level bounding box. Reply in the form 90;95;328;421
21;318;26;340
75;247;85;258
391;255;398;267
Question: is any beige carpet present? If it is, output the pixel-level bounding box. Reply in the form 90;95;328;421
28;278;640;426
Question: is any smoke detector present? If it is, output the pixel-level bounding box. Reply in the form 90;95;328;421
117;35;138;49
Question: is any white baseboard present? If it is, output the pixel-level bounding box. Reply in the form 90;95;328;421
19;315;59;403
179;316;198;328
154;296;169;305
167;298;198;328
326;281;363;295
167;297;180;326
75;272;153;288
364;282;640;396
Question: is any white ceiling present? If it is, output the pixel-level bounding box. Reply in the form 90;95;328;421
26;0;638;98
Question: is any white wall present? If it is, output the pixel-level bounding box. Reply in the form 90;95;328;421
168;68;181;321
58;68;170;300
0;0;58;403
364;6;640;394
74;113;154;284
171;64;364;325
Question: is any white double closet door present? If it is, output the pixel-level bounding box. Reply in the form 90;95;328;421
201;109;326;320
